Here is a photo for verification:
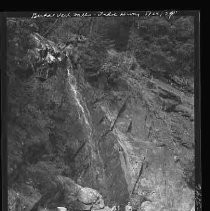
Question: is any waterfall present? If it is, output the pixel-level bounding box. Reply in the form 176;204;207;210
67;67;90;128
66;64;107;187
66;66;97;160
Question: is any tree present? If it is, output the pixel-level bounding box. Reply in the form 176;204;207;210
127;16;194;79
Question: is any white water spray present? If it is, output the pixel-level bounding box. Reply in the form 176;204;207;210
67;67;90;127
66;67;97;160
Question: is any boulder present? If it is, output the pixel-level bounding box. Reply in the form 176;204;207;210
31;176;105;211
77;187;105;210
140;201;156;211
57;207;67;211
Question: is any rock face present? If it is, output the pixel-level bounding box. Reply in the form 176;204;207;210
26;33;129;210
18;33;194;211
85;50;195;210
92;75;195;211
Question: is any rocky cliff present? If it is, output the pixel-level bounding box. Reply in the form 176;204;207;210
8;33;195;211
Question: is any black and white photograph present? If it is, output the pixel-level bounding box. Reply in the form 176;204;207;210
1;11;200;211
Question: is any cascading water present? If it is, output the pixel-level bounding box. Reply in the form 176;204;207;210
66;65;97;161
66;62;106;192
67;67;90;128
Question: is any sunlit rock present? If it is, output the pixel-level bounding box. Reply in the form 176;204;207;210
77;187;105;209
57;207;67;211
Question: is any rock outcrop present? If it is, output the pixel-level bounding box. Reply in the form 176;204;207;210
21;33;129;210
30;176;105;211
12;33;195;211
86;50;195;211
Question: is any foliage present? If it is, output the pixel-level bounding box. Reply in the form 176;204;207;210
100;51;135;83
127;16;194;78
49;17;117;73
